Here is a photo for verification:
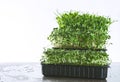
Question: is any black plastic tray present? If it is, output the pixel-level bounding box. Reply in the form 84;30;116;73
52;47;107;51
41;63;108;79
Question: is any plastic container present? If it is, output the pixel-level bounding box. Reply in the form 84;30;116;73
41;63;108;79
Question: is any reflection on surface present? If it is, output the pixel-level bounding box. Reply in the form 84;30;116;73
0;62;120;82
42;76;107;82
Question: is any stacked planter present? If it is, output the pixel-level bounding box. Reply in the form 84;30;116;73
41;11;113;79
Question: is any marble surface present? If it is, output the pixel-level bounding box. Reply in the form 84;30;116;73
0;62;120;82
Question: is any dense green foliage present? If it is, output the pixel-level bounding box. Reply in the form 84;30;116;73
41;11;113;66
42;48;110;66
48;11;112;49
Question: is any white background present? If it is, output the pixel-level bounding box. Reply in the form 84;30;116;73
0;0;120;62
